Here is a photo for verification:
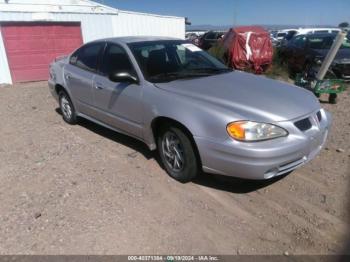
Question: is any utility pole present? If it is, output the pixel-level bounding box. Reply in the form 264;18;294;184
233;0;238;26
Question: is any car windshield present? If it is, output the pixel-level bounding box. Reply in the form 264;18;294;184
128;40;231;83
308;35;350;49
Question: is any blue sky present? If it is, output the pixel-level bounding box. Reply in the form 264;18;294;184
96;0;349;26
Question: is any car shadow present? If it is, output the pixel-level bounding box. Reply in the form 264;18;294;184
192;172;288;194
56;107;287;194
55;108;156;161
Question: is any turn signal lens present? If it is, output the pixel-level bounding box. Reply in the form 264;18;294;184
226;121;246;140
227;121;288;142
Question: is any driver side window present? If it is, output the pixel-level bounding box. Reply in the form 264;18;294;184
99;44;134;76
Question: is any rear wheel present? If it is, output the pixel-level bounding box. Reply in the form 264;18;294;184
329;93;338;104
59;91;77;124
157;125;199;182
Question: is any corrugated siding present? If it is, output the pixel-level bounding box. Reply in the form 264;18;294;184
0;26;12;84
114;11;185;39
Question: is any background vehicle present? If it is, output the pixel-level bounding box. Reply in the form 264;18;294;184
269;30;280;46
49;37;330;183
275;29;298;43
295;28;340;36
222;26;273;73
185;32;201;45
198;31;225;50
280;28;340;47
280;33;350;79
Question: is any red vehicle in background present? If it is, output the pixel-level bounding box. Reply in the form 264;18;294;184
222;26;273;73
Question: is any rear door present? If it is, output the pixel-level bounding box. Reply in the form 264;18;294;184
92;43;143;138
64;42;105;117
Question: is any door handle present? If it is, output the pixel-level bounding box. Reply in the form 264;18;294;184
95;83;104;90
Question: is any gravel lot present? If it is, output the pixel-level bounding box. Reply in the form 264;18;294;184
0;81;349;255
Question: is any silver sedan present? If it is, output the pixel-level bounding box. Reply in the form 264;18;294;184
48;37;331;182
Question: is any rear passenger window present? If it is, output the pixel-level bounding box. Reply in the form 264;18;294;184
99;44;134;76
69;50;79;65
70;43;104;72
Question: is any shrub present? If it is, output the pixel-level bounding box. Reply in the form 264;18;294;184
264;48;291;82
208;43;228;65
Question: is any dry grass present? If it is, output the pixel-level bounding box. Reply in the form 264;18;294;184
264;48;292;82
208;44;293;83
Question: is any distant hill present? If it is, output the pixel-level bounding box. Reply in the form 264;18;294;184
186;24;337;32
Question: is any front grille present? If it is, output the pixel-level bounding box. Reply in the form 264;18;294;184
277;157;306;175
264;157;306;178
294;118;312;131
316;111;322;122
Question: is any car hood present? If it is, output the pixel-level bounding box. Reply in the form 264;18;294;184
154;71;320;122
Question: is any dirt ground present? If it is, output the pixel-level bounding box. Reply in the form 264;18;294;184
0;81;349;255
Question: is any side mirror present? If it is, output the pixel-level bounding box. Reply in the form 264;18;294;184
108;72;138;83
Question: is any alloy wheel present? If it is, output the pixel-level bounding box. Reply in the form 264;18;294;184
60;96;72;120
161;131;185;172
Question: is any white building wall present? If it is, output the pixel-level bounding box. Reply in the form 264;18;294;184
0;26;12;84
0;1;185;84
114;11;185;39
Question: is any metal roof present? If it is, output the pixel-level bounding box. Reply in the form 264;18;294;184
0;0;183;18
97;36;183;44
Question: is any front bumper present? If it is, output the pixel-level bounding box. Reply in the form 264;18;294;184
195;109;331;180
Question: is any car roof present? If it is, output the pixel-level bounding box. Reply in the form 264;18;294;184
306;32;338;38
295;32;337;39
298;27;340;32
94;36;183;44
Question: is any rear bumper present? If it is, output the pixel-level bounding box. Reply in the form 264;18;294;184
48;80;59;102
332;63;350;80
195;110;331;180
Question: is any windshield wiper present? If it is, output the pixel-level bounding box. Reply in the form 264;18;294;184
149;71;213;82
189;68;232;74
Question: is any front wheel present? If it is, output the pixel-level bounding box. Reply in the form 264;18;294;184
157;125;199;182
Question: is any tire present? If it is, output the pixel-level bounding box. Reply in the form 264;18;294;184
157;125;199;182
59;91;77;124
329;93;338;104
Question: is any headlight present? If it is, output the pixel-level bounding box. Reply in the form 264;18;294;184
226;121;288;142
314;57;323;65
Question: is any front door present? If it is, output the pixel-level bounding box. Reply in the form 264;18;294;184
92;43;143;139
